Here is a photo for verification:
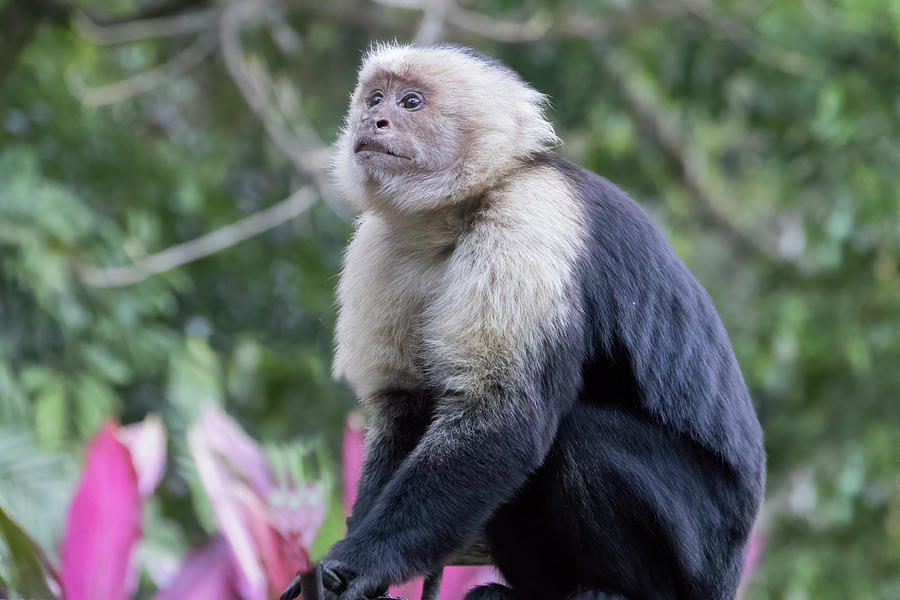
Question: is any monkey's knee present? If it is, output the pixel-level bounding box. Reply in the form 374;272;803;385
464;583;517;600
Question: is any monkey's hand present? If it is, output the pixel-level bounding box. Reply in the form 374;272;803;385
319;541;391;600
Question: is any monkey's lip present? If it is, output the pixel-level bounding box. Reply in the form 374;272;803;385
353;140;410;160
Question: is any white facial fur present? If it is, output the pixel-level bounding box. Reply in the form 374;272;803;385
333;43;559;213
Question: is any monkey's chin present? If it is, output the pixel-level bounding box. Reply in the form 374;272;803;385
354;150;413;175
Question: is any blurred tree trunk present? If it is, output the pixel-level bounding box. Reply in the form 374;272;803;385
0;1;69;88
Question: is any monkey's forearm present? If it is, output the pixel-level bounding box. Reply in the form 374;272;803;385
348;429;418;532
329;393;557;584
347;393;431;532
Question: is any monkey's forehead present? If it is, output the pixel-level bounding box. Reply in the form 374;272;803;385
357;70;432;94
355;43;515;94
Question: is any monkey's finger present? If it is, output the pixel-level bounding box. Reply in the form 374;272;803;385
280;574;303;600
322;564;351;593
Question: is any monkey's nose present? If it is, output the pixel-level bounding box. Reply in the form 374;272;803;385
375;119;390;130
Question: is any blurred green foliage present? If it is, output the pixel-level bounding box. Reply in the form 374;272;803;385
1;0;899;598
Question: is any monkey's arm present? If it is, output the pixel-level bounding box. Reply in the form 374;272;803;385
323;390;560;597
346;394;430;533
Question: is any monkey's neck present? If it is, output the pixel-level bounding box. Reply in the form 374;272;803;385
372;192;488;255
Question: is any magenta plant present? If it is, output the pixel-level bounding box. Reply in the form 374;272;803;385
0;409;764;599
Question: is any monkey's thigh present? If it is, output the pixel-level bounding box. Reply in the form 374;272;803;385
485;403;739;600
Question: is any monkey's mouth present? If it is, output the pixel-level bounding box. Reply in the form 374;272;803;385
354;140;410;160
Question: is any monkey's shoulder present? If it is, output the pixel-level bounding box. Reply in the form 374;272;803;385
526;153;664;242
529;153;715;299
460;162;587;258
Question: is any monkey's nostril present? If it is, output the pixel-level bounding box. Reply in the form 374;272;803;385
376;119;390;130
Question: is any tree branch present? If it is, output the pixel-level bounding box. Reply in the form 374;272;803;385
19;0;213;26
81;0;212;26
602;59;783;265
674;0;817;76
0;0;215;86
550;4;691;40
220;0;314;169
369;0;690;44
413;0;451;45
73;7;220;45
77;186;318;288
58;0;801;278
0;2;41;88
445;5;550;43
219;0;350;216
67;32;218;106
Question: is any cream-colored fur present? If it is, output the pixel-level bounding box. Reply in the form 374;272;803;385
332;45;585;405
333;167;585;402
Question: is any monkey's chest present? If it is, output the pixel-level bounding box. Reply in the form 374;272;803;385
333;254;444;400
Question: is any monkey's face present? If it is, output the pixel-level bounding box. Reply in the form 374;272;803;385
349;77;454;178
334;45;558;213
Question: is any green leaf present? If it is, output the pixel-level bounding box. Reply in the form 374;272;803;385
74;374;120;440
23;367;69;449
0;504;59;599
0;357;28;427
0;429;76;559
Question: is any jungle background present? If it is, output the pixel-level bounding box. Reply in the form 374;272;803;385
1;0;899;598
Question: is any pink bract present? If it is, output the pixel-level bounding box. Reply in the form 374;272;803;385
60;422;142;600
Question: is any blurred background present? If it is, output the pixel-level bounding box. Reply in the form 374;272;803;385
1;0;899;598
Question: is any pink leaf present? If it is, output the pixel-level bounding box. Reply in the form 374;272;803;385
189;404;326;599
244;497;313;593
117;414;167;497
60;422;142;600
737;527;766;599
742;527;766;579
197;403;271;495
342;411;365;516
440;566;500;600
389;564;500;600
154;536;240;600
189;414;269;600
390;577;424;600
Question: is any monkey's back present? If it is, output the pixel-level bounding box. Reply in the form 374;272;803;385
559;154;765;487
483;154;765;600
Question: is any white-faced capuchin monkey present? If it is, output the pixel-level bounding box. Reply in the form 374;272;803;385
283;43;765;600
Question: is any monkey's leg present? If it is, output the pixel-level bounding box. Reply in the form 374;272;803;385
565;591;629;600
346;391;430;532
460;583;627;600
463;583;516;600
421;569;443;600
463;583;624;600
491;401;742;600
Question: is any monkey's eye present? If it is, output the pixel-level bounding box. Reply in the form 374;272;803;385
367;91;384;107
399;92;424;110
